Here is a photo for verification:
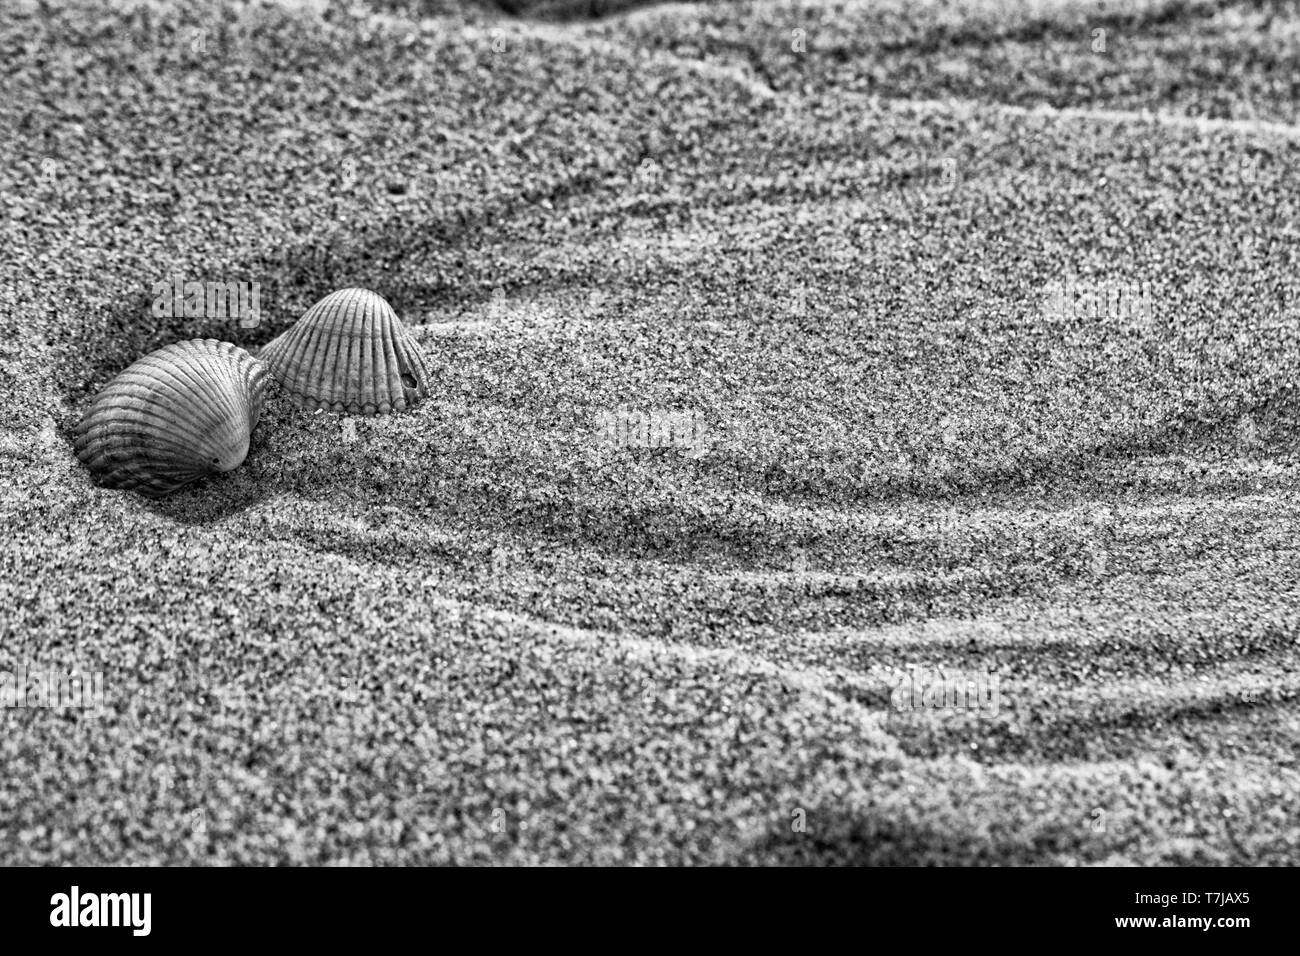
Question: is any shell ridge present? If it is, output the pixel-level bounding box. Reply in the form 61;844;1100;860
360;292;379;413
300;299;334;406
74;339;264;496
93;367;222;450
193;339;252;425
136;346;234;425
378;303;402;413
78;409;216;456
141;360;239;453
330;290;361;409
259;288;430;415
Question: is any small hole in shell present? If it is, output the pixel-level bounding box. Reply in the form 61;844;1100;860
401;373;417;389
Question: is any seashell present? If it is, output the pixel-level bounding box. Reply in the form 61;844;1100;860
74;339;268;498
259;288;430;415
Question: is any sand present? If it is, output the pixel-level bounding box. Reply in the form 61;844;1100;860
1;0;1297;864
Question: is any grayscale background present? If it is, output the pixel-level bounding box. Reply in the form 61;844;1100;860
2;0;1298;864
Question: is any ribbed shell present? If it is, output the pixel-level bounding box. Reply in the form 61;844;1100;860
74;339;268;498
259;288;429;415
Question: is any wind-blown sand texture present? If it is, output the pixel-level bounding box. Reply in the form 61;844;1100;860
1;0;1298;864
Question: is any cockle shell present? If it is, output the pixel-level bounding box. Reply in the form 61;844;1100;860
259;288;430;415
74;339;268;498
